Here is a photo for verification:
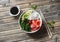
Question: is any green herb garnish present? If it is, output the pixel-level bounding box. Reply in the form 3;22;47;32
47;20;55;28
20;18;31;31
31;4;37;10
29;3;37;10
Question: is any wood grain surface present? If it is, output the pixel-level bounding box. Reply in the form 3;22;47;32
0;0;60;42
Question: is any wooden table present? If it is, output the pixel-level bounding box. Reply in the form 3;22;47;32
0;0;60;42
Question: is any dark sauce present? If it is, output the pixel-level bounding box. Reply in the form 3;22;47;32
10;7;18;15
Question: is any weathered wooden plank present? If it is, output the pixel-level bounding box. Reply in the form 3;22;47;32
0;20;17;26
0;29;21;36
0;5;2;7
0;2;60;17
40;4;60;14
4;33;60;42
0;1;60;12
1;2;59;11
0;7;60;19
46;39;58;42
44;10;60;16
44;11;59;17
26;34;60;42
8;39;34;42
45;15;58;21
51;22;60;34
0;0;46;8
0;0;48;8
16;1;49;5
0;24;60;42
16;34;60;42
0;1;48;12
0;8;59;19
18;2;60;9
0;17;16;22
15;0;47;2
0;22;19;32
0;6;10;12
0;32;30;41
0;30;48;42
18;38;48;42
10;0;47;5
0;29;47;42
0;11;9;17
54;22;60;27
55;26;60;34
0;31;28;41
0;3;10;8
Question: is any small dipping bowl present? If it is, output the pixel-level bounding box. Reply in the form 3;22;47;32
9;5;20;16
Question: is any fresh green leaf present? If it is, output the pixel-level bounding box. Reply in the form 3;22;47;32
47;20;55;28
25;23;30;31
20;18;31;32
47;20;55;25
31;4;37;10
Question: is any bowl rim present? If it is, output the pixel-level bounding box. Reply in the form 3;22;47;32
18;9;42;33
9;5;20;16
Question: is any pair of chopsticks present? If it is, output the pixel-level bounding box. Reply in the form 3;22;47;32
40;10;58;42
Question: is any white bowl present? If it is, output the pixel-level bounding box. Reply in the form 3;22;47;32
18;9;42;33
9;5;20;16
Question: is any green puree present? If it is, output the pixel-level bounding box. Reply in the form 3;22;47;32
20;10;32;32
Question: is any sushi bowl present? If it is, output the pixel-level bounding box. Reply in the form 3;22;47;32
18;9;42;33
